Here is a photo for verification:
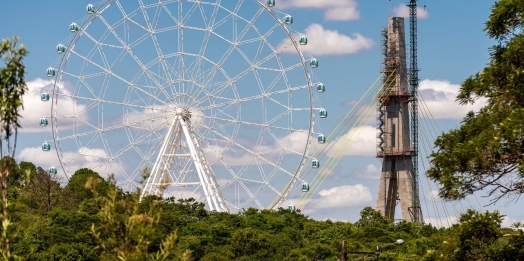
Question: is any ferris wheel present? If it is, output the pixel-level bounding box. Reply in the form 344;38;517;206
42;0;328;212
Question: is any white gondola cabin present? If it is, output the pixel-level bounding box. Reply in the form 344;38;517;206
40;117;48;127
46;68;56;77
41;92;50;101
317;83;325;93
42;142;51;151
288;205;296;211
319;109;328;118
302;183;310;192
87;4;96;14
312;159;320;168
318;134;326;144
70;22;79;32
310;58;318;68
267;0;275;7
49;166;58;174
299;36;308;45
284;15;293;24
56;44;66;54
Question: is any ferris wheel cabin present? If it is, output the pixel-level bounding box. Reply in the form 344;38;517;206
56;44;66;54
267;0;275;7
312;159;320;168
318;134;326;144
46;68;56;77
302;183;310;192
284;15;293;24
87;4;95;14
48;166;58;175
288;205;296;211
299;36;308;45
42;142;51;152
40;117;48;127
41;92;50;101
69;23;79;32
310;58;318;68
319;109;328;118
317;83;325;93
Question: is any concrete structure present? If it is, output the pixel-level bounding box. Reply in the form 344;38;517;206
376;17;422;222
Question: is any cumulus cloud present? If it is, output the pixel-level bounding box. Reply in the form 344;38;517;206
354;164;380;180
277;0;360;21
425;216;458;228
19;78;87;133
392;4;429;19
419;79;487;120
502;216;524;228
306;184;373;209
280;24;373;56
18;146;122;180
325;125;376;157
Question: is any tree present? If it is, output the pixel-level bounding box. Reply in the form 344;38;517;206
88;175;191;260
427;0;524;204
65;168;109;203
0;35;28;260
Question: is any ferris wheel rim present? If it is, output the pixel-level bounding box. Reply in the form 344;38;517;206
50;0;316;210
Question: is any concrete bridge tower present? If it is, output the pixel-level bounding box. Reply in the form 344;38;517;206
376;17;422;222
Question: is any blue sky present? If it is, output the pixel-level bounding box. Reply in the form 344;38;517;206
2;0;522;226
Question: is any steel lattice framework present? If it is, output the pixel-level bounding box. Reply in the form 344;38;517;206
408;0;422;223
44;0;326;213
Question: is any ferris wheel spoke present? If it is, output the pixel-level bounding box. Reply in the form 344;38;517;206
54;113;172;142
96;14;174;104
199;124;295;178
197;2;260;87
198;83;308;111
136;0;180;100
90;122;167;172
67;48;168;106
236;178;264;209
197;40;296;103
184;3;220;96
199;114;313;134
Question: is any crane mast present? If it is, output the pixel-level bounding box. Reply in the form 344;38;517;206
408;0;421;223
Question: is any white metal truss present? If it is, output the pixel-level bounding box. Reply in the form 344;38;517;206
47;0;326;212
141;108;227;212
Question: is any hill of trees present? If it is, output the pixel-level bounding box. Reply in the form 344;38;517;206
0;158;520;260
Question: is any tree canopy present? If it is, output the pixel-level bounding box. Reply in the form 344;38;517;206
427;0;524;204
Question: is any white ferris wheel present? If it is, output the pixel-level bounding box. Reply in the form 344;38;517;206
42;0;328;212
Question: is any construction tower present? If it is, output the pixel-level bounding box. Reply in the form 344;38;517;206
376;17;422;222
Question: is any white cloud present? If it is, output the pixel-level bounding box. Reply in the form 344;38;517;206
425;216;458;228
277;0;360;21
325;125;376;157
392;4;429;19
18;146;123;180
280;24;373;56
306;184;373;209
354;164;380;180
502;216;524;228
19;78;87;133
419;79;487;120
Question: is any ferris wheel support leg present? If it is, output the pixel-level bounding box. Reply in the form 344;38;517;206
141;119;179;201
179;118;226;212
191;135;228;212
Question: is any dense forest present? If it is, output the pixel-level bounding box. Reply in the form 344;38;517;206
2;0;524;260
0;158;520;260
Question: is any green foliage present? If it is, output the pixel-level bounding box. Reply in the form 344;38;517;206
0;36;28;157
65;168;109;202
88;175;191;261
427;0;524;203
